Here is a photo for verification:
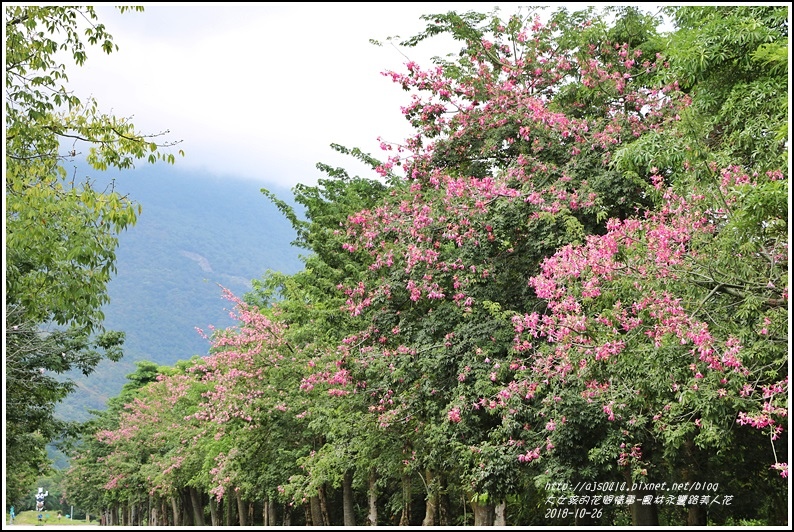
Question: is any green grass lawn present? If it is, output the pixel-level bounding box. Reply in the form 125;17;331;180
7;510;96;526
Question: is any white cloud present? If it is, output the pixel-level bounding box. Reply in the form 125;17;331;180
63;3;532;187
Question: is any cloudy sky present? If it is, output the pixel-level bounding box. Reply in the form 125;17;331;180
63;3;540;188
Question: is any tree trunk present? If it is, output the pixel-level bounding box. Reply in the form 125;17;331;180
236;490;248;526
400;473;412;526
209;497;219;526
422;469;437;526
343;471;356;526
319;484;331;525
494;501;506;526
161;499;168;526
630;489;659;526
225;493;234;527
438;493;451;526
248;501;254;526
367;468;378;526
687;504;707;526
189;487;205;526
471;499;495;526
182;488;194;526
283;503;291;526
682;438;707;526
310;496;323;527
438;473;450;526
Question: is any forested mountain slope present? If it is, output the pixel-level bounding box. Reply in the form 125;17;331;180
55;165;302;420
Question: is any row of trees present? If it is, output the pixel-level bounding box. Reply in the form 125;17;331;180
57;5;788;526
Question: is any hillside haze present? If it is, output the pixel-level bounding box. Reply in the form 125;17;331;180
55;164;303;421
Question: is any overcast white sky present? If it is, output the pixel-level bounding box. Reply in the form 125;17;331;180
61;3;544;188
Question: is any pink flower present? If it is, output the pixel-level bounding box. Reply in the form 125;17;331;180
448;408;462;423
518;447;541;463
771;463;788;479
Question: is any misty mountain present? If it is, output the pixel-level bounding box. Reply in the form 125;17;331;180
55;164;304;421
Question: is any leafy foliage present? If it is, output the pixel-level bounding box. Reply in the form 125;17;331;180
5;5;181;505
58;5;788;526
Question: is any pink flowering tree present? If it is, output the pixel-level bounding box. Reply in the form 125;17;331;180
76;288;313;525
328;5;787;526
60;358;212;525
60;361;164;523
259;168;413;525
322;6;693;525
504;169;786;524
184;287;314;525
94;366;213;525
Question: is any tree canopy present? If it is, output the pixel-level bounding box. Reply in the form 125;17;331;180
57;5;788;526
